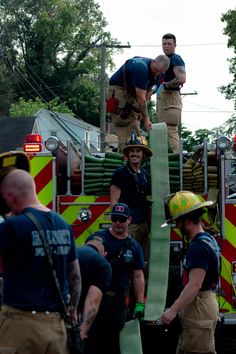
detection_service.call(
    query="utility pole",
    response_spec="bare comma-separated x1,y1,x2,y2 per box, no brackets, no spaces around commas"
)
97,43,131,151
180,90,198,138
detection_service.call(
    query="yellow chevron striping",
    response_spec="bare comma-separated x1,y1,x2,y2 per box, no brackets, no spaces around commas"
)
218,296,234,312
225,217,236,248
75,213,110,246
60,196,97,224
221,255,231,284
30,156,52,178
37,180,53,206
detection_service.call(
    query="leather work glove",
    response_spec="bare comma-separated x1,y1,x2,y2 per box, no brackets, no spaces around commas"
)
133,302,145,319
156,83,165,97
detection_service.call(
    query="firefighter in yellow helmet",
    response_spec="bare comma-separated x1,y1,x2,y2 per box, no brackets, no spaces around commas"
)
110,132,152,261
161,191,220,354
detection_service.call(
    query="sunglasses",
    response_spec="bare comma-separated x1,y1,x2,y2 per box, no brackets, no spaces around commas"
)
111,215,128,223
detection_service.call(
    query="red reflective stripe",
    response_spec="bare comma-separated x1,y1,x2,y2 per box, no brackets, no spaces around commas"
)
220,276,232,306
59,196,78,214
34,162,53,194
225,204,236,226
59,196,109,231
222,239,236,263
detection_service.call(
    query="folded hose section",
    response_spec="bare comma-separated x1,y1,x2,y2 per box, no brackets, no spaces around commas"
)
144,123,171,321
120,123,171,353
120,319,143,354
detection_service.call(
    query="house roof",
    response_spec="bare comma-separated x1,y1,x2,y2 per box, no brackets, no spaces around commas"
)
0,116,36,153
37,109,100,151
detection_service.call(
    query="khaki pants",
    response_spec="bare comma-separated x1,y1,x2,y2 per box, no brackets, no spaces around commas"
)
0,305,69,354
176,291,219,354
108,85,141,152
156,91,182,153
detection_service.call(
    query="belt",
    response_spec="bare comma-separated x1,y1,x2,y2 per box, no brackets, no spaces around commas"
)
1,304,62,318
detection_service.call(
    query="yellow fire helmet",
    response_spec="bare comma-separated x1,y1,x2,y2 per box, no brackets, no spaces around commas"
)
0,151,30,215
0,151,30,179
123,131,153,157
162,190,214,227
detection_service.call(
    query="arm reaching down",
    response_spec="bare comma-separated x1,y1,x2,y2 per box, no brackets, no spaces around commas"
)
79,285,103,340
67,259,82,323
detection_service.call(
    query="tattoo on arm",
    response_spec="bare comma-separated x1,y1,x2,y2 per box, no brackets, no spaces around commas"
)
81,308,97,327
68,260,81,309
166,66,186,88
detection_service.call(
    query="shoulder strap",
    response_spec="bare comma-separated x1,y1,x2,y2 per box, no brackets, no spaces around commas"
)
109,235,132,265
25,211,69,320
195,233,221,272
126,166,146,199
197,234,219,255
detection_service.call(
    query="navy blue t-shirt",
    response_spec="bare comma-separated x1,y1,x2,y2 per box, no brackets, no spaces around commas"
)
77,244,112,310
97,229,145,294
109,57,157,92
110,164,151,224
0,207,77,311
163,53,185,91
182,232,219,291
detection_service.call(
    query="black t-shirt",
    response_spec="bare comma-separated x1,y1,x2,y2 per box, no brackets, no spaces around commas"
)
182,232,219,291
97,229,145,294
77,245,112,310
110,164,151,224
109,57,156,92
0,208,77,311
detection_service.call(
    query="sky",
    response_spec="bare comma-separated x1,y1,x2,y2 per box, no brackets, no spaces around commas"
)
96,0,236,133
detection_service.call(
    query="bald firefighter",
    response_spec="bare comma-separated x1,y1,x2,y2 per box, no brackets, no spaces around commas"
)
0,153,81,354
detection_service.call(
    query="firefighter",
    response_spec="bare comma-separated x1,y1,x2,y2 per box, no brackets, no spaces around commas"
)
161,190,220,354
77,234,112,341
84,203,145,354
0,159,81,354
107,54,170,152
110,131,153,261
154,33,186,154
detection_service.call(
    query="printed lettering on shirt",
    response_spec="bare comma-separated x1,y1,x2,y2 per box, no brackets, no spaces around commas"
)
32,229,71,256
123,249,133,263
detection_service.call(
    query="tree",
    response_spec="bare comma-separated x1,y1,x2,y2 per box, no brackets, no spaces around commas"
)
0,62,16,117
181,125,216,152
219,8,236,108
9,97,74,117
0,0,120,125
217,8,236,135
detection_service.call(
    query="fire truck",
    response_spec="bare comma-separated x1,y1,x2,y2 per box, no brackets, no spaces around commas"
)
2,124,236,354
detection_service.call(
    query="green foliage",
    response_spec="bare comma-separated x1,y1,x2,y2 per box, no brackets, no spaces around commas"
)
147,99,156,123
210,115,236,140
219,8,236,109
181,125,216,152
9,96,74,117
0,0,120,125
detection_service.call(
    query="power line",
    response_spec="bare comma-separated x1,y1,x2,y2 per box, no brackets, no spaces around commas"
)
183,99,235,112
129,42,229,48
183,110,234,113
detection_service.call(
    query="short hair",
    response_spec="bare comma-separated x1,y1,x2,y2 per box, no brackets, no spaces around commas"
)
162,33,176,44
178,208,205,225
154,54,170,71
